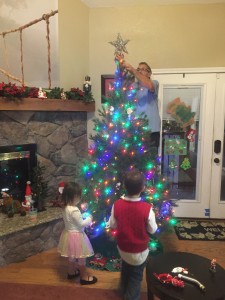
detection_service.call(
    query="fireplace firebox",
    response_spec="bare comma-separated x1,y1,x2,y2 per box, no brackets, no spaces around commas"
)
0,144,37,201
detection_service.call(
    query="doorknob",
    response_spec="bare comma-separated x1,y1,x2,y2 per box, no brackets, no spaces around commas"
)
214,158,220,163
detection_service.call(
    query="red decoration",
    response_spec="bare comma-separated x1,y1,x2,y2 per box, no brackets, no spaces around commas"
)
89,254,107,268
25,181,32,196
186,128,196,142
22,181,32,211
153,273,184,288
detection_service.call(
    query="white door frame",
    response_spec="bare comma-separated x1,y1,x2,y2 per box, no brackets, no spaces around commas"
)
153,68,225,219
210,73,225,218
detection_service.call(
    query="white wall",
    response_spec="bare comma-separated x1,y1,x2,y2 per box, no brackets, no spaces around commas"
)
0,0,59,88
87,3,225,140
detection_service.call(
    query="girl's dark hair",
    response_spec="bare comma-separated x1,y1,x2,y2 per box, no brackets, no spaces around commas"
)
124,169,145,196
61,182,82,206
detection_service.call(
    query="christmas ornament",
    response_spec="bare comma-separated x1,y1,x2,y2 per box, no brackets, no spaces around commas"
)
116,182,121,190
109,33,129,55
109,106,115,115
127,107,133,116
104,217,110,228
180,157,191,170
81,202,89,211
186,128,196,142
82,212,91,220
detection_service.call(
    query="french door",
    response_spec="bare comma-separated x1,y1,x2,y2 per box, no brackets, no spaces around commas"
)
154,69,225,219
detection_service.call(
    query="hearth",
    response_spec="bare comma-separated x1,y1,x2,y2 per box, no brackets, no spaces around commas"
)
0,143,37,201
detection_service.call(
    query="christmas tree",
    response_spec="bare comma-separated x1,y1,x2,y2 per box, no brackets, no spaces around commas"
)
79,34,176,255
31,161,48,212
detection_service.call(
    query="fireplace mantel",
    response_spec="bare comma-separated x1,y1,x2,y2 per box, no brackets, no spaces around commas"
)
0,97,95,112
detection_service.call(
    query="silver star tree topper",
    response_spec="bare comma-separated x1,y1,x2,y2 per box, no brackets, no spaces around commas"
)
109,33,130,55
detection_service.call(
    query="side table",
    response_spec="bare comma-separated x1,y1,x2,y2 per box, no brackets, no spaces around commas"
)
146,252,225,300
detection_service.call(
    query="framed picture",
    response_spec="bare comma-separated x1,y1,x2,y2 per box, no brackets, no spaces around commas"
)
101,74,115,103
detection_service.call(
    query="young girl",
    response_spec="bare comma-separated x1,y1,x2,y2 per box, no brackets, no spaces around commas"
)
58,182,97,285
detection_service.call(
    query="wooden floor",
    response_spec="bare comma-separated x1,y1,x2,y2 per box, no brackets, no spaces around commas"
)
0,230,225,293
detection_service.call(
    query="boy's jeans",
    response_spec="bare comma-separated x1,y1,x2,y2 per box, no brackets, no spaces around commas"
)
120,259,147,300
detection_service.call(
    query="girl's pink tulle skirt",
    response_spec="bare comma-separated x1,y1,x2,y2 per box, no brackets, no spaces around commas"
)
58,230,94,259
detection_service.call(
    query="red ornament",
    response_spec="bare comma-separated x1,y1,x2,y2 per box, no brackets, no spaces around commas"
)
186,128,196,142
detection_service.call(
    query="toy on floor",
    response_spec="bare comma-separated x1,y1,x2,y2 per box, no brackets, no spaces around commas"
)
110,257,122,270
89,253,107,269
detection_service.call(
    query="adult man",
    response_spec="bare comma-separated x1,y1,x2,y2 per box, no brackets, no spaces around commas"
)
116,55,161,149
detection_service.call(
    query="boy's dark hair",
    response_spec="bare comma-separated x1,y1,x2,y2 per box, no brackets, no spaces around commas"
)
61,182,82,206
123,169,145,196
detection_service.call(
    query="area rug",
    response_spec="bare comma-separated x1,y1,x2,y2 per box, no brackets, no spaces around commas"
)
87,234,163,271
174,220,225,241
0,282,147,300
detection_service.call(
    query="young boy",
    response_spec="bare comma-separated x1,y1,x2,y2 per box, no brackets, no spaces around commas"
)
109,169,158,300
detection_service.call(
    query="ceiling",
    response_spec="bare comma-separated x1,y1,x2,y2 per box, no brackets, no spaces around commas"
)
81,0,225,7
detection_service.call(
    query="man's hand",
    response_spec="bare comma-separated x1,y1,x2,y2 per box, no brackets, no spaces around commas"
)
115,53,124,63
116,54,136,73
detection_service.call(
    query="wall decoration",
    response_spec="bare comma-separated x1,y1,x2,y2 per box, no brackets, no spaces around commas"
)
167,97,196,129
164,139,187,155
186,128,196,142
101,74,115,103
168,160,178,170
180,157,191,170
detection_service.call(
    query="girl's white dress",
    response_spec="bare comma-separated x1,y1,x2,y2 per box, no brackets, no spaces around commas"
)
58,205,94,258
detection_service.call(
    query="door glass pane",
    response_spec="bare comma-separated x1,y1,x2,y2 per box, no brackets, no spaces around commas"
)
162,86,201,200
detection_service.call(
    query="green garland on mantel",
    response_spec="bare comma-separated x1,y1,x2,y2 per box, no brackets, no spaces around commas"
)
0,82,94,103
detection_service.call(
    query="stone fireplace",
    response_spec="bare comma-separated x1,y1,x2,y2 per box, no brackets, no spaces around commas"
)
0,109,89,204
0,100,94,266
